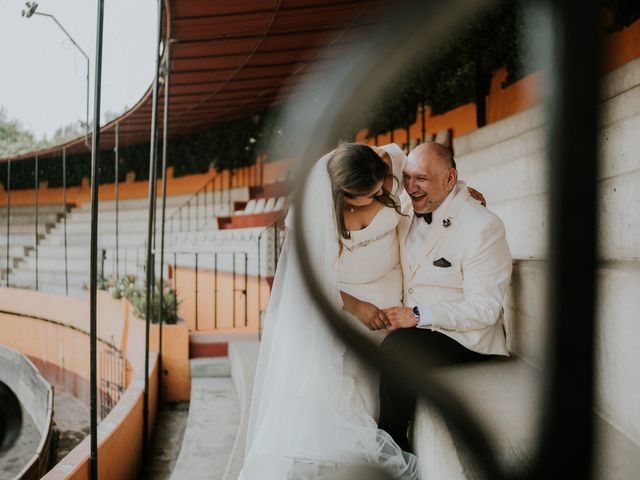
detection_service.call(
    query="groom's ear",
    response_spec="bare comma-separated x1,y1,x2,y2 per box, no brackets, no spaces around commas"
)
446,167,457,190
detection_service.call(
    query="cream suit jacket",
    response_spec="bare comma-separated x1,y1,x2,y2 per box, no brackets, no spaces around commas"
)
398,182,512,355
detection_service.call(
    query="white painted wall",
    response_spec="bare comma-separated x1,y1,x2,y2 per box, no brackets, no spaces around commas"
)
452,56,640,446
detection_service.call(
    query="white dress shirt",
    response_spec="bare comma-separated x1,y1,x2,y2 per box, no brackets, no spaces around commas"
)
404,185,458,328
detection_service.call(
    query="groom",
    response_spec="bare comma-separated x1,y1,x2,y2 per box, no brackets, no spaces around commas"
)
378,141,512,452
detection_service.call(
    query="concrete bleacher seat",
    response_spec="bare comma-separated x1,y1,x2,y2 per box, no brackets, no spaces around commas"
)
252,198,266,215
166,226,280,278
274,196,286,212
412,57,640,479
0,203,73,288
413,263,640,479
2,191,245,296
262,197,276,213
241,199,257,216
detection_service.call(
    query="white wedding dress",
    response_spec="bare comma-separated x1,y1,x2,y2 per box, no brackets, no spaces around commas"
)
239,144,418,480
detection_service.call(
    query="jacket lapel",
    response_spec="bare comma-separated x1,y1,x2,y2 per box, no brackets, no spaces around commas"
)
408,184,470,281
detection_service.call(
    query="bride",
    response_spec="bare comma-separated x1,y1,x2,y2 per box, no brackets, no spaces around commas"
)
239,142,419,479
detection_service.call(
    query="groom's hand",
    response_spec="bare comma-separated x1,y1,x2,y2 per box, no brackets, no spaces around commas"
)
355,301,389,331
383,307,417,330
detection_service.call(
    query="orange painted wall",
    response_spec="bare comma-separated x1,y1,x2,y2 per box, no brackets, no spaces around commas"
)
0,287,189,402
173,267,270,334
0,157,291,207
364,19,640,146
0,286,171,480
125,311,190,402
603,14,640,71
42,354,159,480
0,311,122,401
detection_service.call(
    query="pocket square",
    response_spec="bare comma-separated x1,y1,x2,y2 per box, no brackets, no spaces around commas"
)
433,257,452,268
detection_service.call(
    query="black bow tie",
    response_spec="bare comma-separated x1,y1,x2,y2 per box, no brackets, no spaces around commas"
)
415,211,432,224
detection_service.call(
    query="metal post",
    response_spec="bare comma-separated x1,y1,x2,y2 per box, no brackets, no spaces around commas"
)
390,129,395,143
273,223,279,272
115,124,120,279
194,253,199,331
4,160,10,288
232,252,237,328
214,252,218,329
26,9,91,148
101,249,106,280
228,171,232,214
217,174,221,209
260,155,264,187
34,155,38,291
88,1,106,477
257,233,261,333
63,148,69,295
173,252,178,321
143,0,164,461
196,190,200,228
535,1,601,477
158,40,172,400
405,125,411,153
244,252,248,327
421,99,427,143
210,181,214,218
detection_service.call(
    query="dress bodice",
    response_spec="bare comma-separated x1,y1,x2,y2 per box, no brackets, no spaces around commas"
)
336,144,405,309
338,206,401,285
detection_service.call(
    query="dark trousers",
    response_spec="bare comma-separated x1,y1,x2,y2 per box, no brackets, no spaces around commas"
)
378,328,488,452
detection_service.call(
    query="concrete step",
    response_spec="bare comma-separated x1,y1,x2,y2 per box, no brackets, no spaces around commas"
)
170,377,239,480
2,212,62,225
1,223,53,235
190,358,231,378
2,203,73,214
50,221,152,235
1,281,85,298
76,193,203,212
9,269,87,287
67,209,214,222
0,234,41,247
35,245,139,258
40,232,150,248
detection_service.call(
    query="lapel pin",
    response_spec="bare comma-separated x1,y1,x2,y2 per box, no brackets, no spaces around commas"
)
443,217,452,228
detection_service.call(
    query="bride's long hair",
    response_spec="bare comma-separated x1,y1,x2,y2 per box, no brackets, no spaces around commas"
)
327,143,401,241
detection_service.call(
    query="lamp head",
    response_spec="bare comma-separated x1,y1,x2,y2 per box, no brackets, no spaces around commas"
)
21,2,38,18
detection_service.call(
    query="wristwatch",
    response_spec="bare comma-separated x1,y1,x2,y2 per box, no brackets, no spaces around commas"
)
412,306,420,325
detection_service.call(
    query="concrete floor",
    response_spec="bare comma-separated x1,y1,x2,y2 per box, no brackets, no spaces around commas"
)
169,377,239,480
0,406,39,480
143,401,190,480
52,390,90,463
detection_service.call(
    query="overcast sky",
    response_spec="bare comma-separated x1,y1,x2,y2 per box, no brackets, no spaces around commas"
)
0,0,156,139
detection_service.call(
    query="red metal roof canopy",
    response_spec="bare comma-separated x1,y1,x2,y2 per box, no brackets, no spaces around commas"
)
3,0,386,163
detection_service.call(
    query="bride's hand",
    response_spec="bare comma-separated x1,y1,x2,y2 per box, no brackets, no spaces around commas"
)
355,301,389,331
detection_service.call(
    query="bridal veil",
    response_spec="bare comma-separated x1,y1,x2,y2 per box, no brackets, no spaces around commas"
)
240,146,418,480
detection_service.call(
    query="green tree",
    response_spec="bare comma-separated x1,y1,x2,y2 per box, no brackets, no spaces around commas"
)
0,106,45,157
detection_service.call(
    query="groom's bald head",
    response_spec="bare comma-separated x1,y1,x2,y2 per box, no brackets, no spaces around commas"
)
404,142,458,213
408,142,456,170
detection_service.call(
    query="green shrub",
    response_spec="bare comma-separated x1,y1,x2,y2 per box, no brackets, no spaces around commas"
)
108,275,180,325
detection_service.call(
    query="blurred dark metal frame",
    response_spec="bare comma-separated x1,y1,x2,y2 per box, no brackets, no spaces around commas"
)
290,0,600,478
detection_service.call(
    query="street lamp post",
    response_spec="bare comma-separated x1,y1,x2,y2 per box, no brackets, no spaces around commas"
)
22,2,90,148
